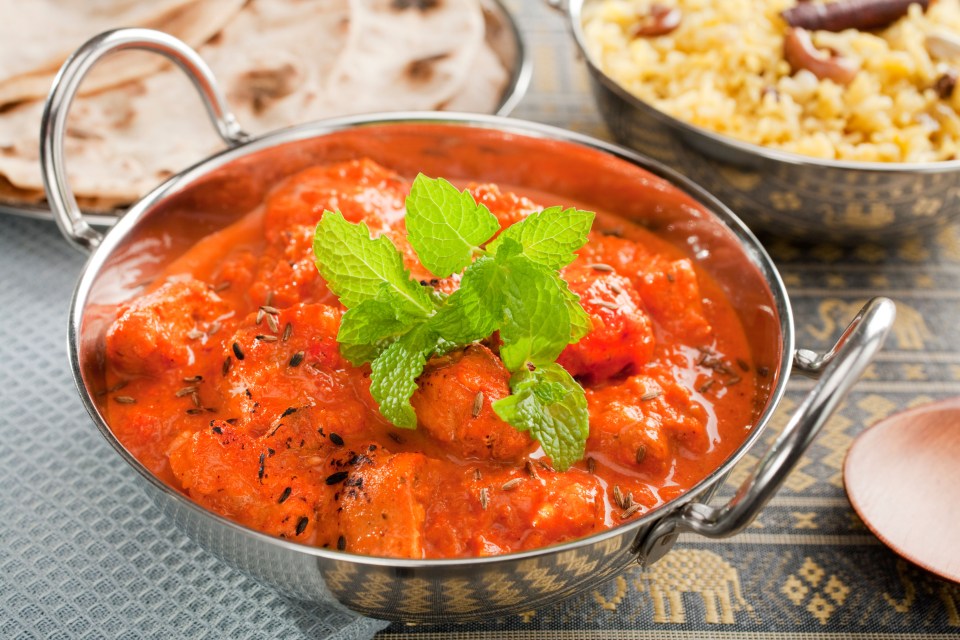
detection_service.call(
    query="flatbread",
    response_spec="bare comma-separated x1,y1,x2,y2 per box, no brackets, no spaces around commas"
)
0,0,510,208
323,0,484,115
0,0,246,106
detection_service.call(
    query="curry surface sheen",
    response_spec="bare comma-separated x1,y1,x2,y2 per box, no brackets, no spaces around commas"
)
102,159,758,559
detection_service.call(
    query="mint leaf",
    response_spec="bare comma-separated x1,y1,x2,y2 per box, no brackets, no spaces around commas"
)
428,256,503,344
558,277,593,343
492,363,589,471
487,206,594,270
369,327,437,429
313,211,435,315
405,175,500,278
498,256,571,371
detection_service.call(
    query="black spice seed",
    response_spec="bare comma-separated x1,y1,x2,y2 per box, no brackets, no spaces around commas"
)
232,342,245,360
222,356,232,376
289,351,305,367
388,432,404,444
278,487,291,504
329,433,344,446
212,425,223,434
281,406,298,418
325,471,349,485
337,535,346,551
295,517,308,536
757,366,770,377
666,272,675,283
258,453,265,482
736,358,750,372
225,418,239,425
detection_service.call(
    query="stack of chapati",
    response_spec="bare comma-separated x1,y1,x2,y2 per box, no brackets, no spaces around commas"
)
0,0,510,209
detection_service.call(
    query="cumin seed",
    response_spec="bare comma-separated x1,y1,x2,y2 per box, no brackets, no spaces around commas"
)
325,471,349,485
609,281,624,295
471,391,484,418
621,503,643,519
255,308,265,325
265,313,279,334
264,291,274,307
639,390,661,402
501,478,522,491
587,456,596,474
260,305,281,315
479,487,489,510
185,408,204,415
613,485,625,510
698,379,716,393
183,375,202,383
191,392,201,407
736,358,750,372
636,445,647,464
222,356,232,376
289,351,304,367
525,459,540,480
255,334,278,342
282,322,293,342
473,468,482,481
114,396,136,404
175,385,198,397
232,342,245,360
295,517,308,536
213,281,231,292
587,262,615,272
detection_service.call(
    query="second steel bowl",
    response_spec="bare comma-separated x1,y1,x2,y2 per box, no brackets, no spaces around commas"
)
561,0,960,243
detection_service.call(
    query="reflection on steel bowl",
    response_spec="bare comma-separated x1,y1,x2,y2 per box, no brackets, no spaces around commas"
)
47,30,894,622
565,0,960,241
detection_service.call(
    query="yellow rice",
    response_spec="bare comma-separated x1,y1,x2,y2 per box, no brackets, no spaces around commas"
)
582,0,960,162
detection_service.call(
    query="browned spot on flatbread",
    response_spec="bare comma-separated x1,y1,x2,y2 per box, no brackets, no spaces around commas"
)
391,0,441,11
406,53,450,84
234,63,299,115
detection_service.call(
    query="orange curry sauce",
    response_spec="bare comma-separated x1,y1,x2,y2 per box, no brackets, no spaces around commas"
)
103,159,758,558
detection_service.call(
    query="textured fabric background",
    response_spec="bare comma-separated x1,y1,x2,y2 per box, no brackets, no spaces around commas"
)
2,1,959,638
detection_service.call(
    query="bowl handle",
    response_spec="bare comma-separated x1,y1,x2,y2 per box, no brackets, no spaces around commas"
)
633,296,896,566
39,28,251,253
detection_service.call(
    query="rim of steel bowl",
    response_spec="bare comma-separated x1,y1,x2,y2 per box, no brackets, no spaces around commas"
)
66,109,794,569
565,0,960,175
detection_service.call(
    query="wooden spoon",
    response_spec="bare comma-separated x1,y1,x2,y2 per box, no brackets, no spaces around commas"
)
844,398,960,583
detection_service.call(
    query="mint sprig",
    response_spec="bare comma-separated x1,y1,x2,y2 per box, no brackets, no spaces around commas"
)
312,174,595,470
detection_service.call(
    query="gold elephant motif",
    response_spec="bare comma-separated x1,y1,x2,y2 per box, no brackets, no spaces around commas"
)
636,549,752,624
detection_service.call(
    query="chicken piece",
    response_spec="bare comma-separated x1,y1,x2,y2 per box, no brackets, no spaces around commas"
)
105,277,231,377
424,469,605,556
558,263,656,382
411,344,533,462
468,182,539,230
262,159,408,244
167,420,331,544
586,374,710,477
217,303,370,444
337,451,430,558
635,259,713,344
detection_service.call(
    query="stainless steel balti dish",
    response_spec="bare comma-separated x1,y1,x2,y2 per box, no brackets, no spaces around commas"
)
558,0,960,242
46,29,895,623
